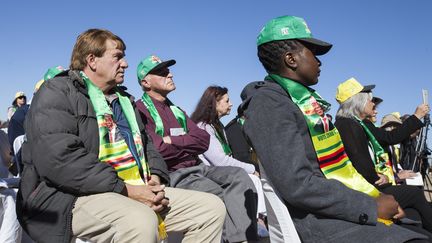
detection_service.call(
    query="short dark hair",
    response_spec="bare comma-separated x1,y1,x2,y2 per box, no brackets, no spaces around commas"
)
257,39,303,74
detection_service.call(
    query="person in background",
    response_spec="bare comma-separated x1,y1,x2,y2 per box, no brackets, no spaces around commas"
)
7,92,27,121
358,88,428,176
0,129,22,242
334,78,432,235
381,113,417,182
225,82,266,170
7,66,65,176
191,85,268,238
400,114,425,172
366,97,383,124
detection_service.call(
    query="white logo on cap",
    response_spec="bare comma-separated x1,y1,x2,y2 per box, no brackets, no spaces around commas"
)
302,21,311,34
151,55,162,64
281,27,289,35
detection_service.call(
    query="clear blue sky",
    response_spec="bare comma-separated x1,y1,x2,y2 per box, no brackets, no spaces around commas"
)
1,0,431,146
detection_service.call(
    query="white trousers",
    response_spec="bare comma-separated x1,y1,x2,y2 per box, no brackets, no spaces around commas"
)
0,188,22,243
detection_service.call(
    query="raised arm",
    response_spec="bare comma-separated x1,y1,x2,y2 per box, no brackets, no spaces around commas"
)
364,116,423,146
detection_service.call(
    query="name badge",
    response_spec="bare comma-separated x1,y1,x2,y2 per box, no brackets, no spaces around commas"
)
170,128,186,136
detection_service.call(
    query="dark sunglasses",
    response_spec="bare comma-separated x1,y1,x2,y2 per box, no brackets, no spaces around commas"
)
149,68,170,77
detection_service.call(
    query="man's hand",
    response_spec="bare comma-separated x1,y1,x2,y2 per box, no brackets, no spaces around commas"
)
148,174,161,185
414,104,430,119
375,193,400,220
374,173,389,186
123,184,169,213
162,136,172,144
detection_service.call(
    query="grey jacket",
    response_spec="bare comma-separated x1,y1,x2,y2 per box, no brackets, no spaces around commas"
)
17,70,170,243
241,80,424,242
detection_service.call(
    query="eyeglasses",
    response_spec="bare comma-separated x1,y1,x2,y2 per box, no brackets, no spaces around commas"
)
17,96,26,99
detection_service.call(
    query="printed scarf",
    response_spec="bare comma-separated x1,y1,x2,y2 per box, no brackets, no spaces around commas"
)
82,72,166,239
267,74,381,198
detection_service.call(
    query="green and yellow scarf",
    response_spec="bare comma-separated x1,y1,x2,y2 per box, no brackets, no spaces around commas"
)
82,72,166,239
356,118,396,185
267,74,380,197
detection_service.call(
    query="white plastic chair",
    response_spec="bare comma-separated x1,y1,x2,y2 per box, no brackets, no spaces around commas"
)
12,135,26,177
258,161,301,243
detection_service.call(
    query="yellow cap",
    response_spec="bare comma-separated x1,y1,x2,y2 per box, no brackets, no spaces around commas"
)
391,112,401,119
335,77,375,104
34,79,45,92
14,91,25,99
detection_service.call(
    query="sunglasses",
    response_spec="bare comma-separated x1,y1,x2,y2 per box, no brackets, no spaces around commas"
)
149,68,170,77
17,96,26,99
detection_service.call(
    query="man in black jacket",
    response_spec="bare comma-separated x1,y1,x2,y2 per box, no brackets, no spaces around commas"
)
17,29,225,243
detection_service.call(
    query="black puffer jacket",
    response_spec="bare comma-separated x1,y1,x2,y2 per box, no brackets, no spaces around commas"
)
17,70,170,243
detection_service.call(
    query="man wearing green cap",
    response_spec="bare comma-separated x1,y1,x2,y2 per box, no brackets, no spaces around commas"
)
240,15,427,242
136,55,259,243
16,29,225,243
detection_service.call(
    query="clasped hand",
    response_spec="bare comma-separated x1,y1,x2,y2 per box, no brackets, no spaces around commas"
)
123,175,169,213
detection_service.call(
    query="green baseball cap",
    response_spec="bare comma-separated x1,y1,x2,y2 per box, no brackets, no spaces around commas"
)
137,55,176,82
44,66,65,81
257,15,332,55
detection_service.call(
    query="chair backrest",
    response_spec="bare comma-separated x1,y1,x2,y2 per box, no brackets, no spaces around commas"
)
258,161,301,243
72,237,92,243
12,135,26,176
